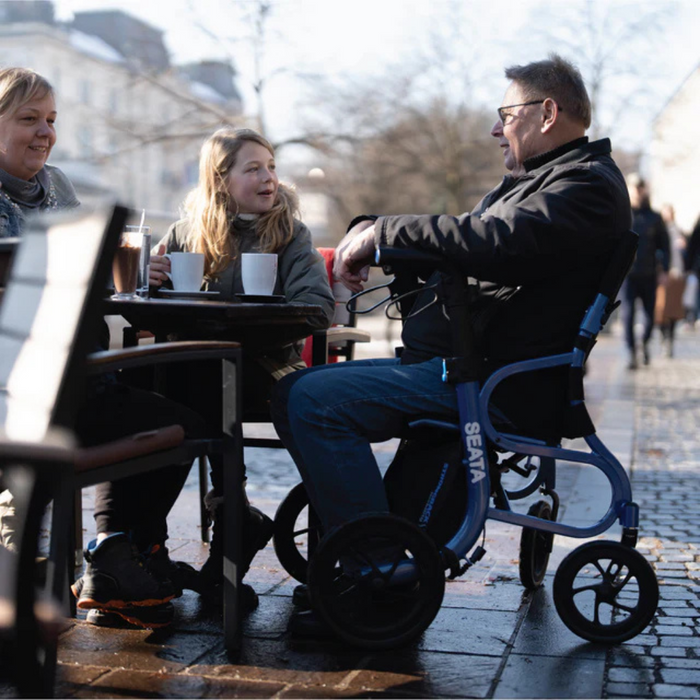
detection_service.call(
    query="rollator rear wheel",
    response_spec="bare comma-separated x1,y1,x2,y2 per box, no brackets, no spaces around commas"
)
307,513,445,650
273,482,321,583
553,540,658,644
519,500,554,590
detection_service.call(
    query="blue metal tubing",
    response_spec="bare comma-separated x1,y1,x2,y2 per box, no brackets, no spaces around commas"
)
443,380,497,559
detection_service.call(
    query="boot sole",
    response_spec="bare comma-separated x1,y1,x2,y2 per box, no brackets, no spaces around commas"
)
86,607,173,629
76,594,175,610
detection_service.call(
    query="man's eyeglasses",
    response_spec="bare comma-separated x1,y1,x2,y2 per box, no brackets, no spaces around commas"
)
497,100,545,125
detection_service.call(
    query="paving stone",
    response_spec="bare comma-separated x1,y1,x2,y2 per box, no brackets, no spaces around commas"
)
660,668,700,685
608,666,654,683
652,683,700,698
650,647,691,657
606,681,653,698
655,625,695,636
659,658,700,669
495,654,605,698
660,637,700,648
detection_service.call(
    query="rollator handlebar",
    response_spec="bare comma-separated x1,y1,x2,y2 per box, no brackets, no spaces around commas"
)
375,246,454,275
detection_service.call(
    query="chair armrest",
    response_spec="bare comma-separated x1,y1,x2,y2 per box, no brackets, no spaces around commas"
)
0,428,75,464
87,340,241,374
318,328,372,345
74,425,185,472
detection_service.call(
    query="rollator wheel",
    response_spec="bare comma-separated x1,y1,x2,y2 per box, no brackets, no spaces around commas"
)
273,482,321,583
307,513,445,650
519,500,554,590
553,540,658,644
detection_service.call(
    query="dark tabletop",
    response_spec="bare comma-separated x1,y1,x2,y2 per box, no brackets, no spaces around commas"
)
102,296,325,351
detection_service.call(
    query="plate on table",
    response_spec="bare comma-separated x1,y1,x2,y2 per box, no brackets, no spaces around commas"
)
235,293,286,303
158,289,220,300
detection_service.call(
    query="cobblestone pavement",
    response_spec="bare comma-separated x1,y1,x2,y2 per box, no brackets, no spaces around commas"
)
40,321,700,698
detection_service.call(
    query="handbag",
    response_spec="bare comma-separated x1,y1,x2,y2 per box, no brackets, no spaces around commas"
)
683,272,698,310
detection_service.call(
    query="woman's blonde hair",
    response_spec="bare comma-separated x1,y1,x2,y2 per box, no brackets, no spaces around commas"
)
0,67,54,118
184,127,299,279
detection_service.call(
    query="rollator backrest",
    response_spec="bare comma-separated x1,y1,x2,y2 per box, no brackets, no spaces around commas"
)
563,230,639,438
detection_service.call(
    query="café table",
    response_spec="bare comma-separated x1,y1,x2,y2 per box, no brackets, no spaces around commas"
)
102,293,324,653
103,294,325,348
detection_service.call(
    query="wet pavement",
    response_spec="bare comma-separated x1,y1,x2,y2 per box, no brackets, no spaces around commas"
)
50,318,700,698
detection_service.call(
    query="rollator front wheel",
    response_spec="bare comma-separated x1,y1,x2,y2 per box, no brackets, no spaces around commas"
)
273,482,321,583
307,513,445,650
519,500,554,590
553,540,658,644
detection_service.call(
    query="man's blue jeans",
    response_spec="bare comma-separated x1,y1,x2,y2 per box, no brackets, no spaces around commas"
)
270,356,457,532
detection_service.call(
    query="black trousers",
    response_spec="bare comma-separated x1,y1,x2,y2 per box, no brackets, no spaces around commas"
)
620,275,657,351
156,356,276,495
74,383,206,551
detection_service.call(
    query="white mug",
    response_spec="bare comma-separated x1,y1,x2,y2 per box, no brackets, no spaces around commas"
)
164,252,205,292
241,253,278,296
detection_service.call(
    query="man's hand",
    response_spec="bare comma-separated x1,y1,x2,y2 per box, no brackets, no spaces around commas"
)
149,244,170,287
334,224,376,293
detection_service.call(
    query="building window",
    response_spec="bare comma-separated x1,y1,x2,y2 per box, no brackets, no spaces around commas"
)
80,80,92,106
79,126,93,159
109,88,119,115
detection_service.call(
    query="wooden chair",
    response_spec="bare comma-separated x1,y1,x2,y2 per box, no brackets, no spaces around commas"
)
0,205,247,697
0,205,127,697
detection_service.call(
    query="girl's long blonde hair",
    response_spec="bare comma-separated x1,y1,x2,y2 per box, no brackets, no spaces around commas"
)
184,127,299,279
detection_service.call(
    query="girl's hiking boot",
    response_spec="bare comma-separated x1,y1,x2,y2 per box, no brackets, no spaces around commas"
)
74,533,176,611
73,574,175,629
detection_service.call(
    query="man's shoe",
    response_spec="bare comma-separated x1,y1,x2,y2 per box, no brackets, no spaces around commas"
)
75,533,176,611
85,603,174,629
288,609,334,639
199,504,274,589
292,583,311,610
145,543,194,598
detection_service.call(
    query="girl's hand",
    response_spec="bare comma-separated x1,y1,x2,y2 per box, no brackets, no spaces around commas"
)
149,244,170,287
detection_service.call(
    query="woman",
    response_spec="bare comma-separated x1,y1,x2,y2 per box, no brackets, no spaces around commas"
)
0,67,79,552
655,203,687,358
149,127,335,598
0,67,79,238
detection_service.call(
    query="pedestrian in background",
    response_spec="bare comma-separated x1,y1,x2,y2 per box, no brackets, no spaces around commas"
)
620,174,670,370
684,214,700,327
655,203,687,357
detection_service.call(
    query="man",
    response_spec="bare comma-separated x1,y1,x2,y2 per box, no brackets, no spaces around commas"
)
619,174,669,369
270,54,631,635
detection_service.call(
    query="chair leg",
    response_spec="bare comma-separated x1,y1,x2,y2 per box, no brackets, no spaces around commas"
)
199,456,210,543
73,492,83,570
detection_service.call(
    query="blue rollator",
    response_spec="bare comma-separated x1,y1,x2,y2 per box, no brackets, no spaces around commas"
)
273,230,659,650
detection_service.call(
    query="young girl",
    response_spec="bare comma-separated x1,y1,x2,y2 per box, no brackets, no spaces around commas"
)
150,127,335,601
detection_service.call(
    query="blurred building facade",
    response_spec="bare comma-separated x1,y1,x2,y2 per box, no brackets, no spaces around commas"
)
0,0,245,232
650,63,700,232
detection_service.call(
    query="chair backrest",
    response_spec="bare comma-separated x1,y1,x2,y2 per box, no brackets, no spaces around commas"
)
0,238,19,291
0,204,128,442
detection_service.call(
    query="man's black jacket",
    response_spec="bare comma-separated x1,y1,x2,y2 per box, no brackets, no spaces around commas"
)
374,137,631,438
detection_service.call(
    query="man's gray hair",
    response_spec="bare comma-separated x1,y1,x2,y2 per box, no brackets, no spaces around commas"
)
504,54,591,129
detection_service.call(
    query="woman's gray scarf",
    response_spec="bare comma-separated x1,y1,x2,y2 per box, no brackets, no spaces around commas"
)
0,167,51,209
0,167,56,237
